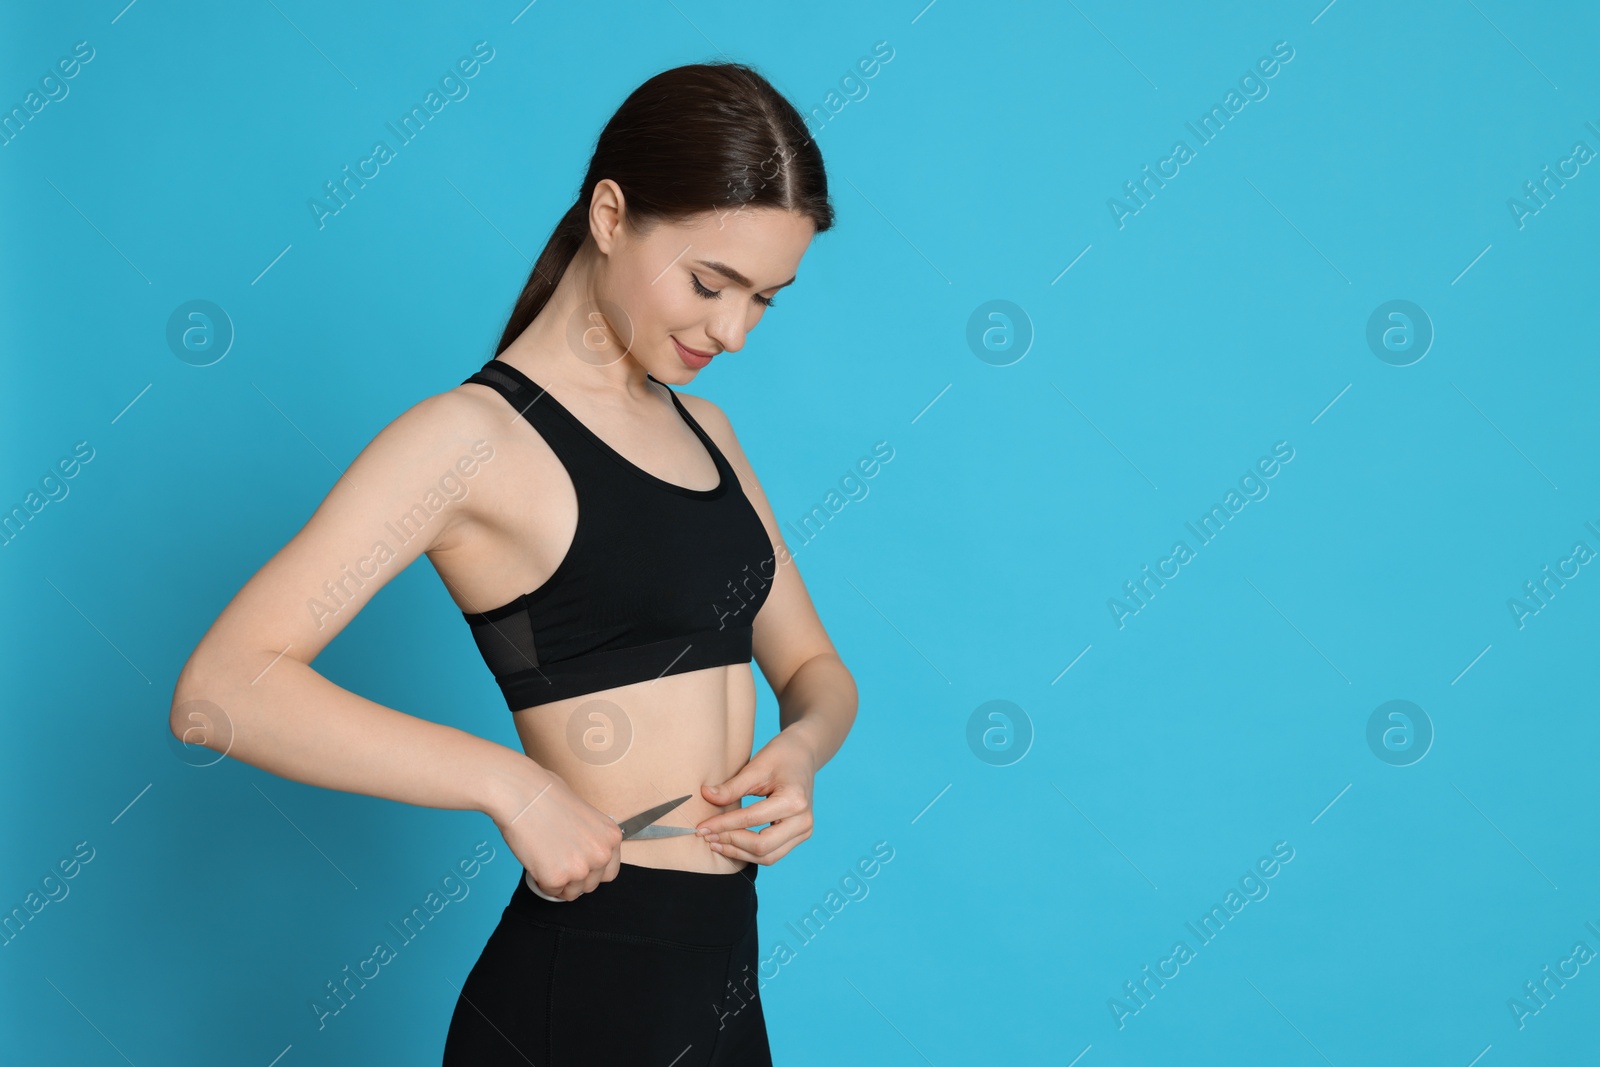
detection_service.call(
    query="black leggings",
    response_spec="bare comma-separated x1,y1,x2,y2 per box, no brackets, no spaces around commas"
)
443,861,771,1065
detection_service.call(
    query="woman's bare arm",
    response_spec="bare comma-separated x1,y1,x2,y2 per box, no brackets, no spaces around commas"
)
169,390,548,823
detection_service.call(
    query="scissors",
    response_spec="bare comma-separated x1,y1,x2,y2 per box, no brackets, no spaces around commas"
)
524,793,700,902
614,794,700,839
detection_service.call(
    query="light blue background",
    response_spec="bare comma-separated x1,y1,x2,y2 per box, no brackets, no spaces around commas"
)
4,1,1599,1063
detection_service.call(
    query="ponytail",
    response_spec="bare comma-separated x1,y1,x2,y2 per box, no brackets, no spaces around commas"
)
493,200,590,358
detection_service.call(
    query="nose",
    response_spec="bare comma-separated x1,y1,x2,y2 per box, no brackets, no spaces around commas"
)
704,305,748,354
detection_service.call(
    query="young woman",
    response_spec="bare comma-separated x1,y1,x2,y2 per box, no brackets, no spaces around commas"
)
170,61,857,1064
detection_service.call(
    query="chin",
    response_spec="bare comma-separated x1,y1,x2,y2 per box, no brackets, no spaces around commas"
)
645,362,687,385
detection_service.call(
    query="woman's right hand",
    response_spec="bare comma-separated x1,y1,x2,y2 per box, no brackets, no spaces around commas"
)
488,763,623,901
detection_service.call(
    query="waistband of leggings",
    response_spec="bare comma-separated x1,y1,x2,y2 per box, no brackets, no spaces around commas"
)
508,861,757,947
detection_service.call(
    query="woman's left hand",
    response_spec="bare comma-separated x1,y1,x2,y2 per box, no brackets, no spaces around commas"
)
695,726,817,864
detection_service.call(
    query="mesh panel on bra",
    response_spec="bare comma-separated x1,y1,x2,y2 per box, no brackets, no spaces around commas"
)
466,607,541,680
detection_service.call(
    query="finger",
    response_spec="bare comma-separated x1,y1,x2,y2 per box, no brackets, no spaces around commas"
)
695,794,801,837
526,872,572,903
709,827,809,865
702,763,768,805
707,816,810,856
695,810,769,838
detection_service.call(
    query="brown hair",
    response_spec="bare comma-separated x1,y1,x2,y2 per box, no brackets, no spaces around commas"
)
492,61,835,358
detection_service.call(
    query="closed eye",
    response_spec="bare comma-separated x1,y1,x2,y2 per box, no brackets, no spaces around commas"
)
691,272,777,308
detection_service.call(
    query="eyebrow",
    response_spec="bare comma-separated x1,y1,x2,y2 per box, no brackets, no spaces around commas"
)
694,259,796,292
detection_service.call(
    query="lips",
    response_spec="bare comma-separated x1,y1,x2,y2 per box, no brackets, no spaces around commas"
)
673,337,715,359
672,337,716,371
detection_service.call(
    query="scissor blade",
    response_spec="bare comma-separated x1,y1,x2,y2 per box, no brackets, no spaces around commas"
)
617,794,693,840
626,824,700,839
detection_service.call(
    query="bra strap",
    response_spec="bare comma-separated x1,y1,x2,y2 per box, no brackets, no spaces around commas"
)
463,361,605,479
648,375,735,479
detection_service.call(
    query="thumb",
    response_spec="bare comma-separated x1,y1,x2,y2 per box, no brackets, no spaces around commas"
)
704,766,760,803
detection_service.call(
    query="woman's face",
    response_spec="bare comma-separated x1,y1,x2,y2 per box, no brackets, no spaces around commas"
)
589,189,816,384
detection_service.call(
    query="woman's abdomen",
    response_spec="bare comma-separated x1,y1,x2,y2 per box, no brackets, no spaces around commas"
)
511,662,757,873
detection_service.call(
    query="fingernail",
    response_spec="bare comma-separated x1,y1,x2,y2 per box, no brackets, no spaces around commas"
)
709,842,723,852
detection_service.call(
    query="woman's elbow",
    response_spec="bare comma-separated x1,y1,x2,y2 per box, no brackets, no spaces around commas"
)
167,654,229,748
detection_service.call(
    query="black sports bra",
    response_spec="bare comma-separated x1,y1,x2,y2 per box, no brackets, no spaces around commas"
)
458,359,775,711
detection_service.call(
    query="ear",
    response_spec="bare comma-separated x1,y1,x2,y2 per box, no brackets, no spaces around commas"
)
588,179,627,254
